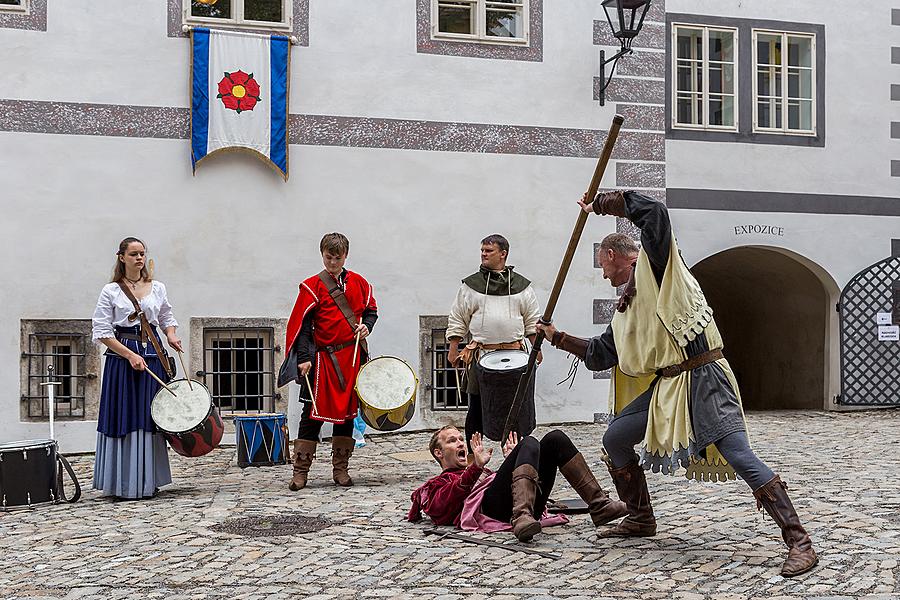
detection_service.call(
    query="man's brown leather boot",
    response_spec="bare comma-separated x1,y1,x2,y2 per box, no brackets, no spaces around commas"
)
600,460,657,537
753,475,819,577
288,439,317,491
559,452,628,526
510,464,542,542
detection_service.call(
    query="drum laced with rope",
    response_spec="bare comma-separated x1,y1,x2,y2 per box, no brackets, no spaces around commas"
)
233,413,289,468
354,356,417,431
150,378,224,457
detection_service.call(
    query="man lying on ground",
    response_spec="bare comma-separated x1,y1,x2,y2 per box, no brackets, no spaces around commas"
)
408,427,626,541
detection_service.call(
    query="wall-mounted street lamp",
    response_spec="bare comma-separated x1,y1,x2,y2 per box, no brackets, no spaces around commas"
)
597,0,652,106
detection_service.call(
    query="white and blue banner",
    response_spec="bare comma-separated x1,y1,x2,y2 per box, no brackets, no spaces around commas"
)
191,28,290,179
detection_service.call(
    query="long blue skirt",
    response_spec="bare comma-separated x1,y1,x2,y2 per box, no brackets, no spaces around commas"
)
93,343,172,498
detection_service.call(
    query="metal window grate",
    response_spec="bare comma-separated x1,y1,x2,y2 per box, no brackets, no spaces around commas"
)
202,327,277,414
428,328,468,410
22,333,88,419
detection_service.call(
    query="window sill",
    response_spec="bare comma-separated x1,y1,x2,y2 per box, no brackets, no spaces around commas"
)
183,20,293,34
432,33,529,46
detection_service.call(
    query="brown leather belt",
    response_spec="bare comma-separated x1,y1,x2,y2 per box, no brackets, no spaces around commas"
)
656,349,724,378
318,339,356,390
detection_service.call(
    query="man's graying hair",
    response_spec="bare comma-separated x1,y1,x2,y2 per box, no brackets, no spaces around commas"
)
600,233,640,255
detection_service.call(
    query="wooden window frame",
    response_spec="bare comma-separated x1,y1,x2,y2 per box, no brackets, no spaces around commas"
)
671,23,739,132
183,0,293,32
752,29,816,136
432,0,529,45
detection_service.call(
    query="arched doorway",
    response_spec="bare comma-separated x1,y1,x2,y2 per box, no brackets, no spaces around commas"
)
691,247,832,410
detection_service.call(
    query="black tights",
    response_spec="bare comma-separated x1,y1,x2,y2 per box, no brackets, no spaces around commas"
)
296,401,353,442
480,430,579,522
465,394,482,453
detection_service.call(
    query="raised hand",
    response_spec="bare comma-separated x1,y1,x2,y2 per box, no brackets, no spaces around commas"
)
502,431,520,457
470,432,493,468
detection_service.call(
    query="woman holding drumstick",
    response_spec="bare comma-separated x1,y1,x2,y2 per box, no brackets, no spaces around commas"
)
91,237,182,499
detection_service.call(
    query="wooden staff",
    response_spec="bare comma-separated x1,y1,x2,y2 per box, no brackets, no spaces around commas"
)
500,114,625,444
176,350,193,390
145,367,178,397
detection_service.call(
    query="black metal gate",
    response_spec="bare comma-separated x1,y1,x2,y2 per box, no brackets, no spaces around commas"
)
838,255,900,406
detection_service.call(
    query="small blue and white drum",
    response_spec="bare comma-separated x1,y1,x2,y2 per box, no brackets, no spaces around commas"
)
233,413,288,468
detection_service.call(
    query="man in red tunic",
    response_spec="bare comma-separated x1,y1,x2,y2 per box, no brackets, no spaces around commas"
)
279,233,378,490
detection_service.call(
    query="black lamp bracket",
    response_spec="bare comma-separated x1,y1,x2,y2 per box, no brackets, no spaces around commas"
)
598,46,633,106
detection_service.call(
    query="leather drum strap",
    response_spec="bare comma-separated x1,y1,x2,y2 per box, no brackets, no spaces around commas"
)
116,281,174,379
317,270,369,356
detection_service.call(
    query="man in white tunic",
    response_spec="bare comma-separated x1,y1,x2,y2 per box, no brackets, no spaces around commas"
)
447,235,542,448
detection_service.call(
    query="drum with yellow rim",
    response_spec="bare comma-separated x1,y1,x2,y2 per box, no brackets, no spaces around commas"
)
354,356,418,431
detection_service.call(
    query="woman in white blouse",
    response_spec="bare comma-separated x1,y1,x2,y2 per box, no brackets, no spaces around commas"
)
91,237,182,499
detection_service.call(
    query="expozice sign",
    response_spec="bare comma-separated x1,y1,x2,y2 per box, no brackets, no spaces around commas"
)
733,225,785,236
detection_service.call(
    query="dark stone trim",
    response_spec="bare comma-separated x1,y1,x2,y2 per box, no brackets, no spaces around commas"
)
893,161,900,178
893,85,900,102
593,299,617,325
616,104,665,131
892,122,900,139
594,20,664,50
416,0,543,62
666,13,826,148
616,50,665,78
667,188,900,217
893,8,900,26
0,98,666,160
0,0,46,31
892,239,900,258
597,76,665,104
168,0,309,45
616,162,665,188
893,47,900,64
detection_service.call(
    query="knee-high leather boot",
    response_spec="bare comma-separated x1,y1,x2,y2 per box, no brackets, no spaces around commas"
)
510,464,542,542
288,439,316,491
600,460,657,537
559,452,628,526
753,475,818,577
331,436,355,487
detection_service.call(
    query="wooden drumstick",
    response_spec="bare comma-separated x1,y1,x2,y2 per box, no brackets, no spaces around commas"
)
303,371,316,403
352,329,362,367
145,368,177,397
176,349,193,390
453,365,463,406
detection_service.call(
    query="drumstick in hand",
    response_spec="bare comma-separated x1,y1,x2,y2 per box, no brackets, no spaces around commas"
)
352,329,362,367
303,372,316,403
176,350,193,390
145,368,177,397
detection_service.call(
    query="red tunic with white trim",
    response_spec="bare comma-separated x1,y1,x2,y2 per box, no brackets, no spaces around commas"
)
285,271,377,423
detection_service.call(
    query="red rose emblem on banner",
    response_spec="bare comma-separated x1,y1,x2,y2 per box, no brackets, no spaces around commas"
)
217,70,261,114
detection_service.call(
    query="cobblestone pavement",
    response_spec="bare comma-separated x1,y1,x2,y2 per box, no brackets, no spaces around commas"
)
2,410,899,600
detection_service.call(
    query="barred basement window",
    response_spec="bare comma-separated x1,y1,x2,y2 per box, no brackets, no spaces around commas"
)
428,327,468,411
20,320,100,422
201,327,277,414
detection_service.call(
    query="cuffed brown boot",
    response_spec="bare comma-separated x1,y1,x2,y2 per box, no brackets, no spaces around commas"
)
288,439,316,491
331,436,355,487
559,452,628,526
600,460,657,537
753,475,818,577
510,464,542,542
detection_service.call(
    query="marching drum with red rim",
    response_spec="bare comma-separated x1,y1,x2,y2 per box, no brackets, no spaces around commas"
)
150,379,223,457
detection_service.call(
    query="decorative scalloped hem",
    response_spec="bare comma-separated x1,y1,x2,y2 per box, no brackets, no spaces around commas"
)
639,444,738,483
668,303,714,348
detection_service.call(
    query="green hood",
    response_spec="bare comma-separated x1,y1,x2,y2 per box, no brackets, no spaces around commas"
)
462,266,531,296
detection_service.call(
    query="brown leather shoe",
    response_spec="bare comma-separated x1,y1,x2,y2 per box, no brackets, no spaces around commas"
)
559,452,628,526
600,460,657,537
753,475,819,577
331,436,355,487
510,464,542,542
288,439,316,491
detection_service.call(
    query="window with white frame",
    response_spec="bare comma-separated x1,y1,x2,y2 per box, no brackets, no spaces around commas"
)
434,0,528,43
0,0,27,13
672,24,737,130
753,30,815,134
184,0,292,31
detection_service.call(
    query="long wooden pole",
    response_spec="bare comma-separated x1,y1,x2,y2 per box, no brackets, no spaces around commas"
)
501,114,625,443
